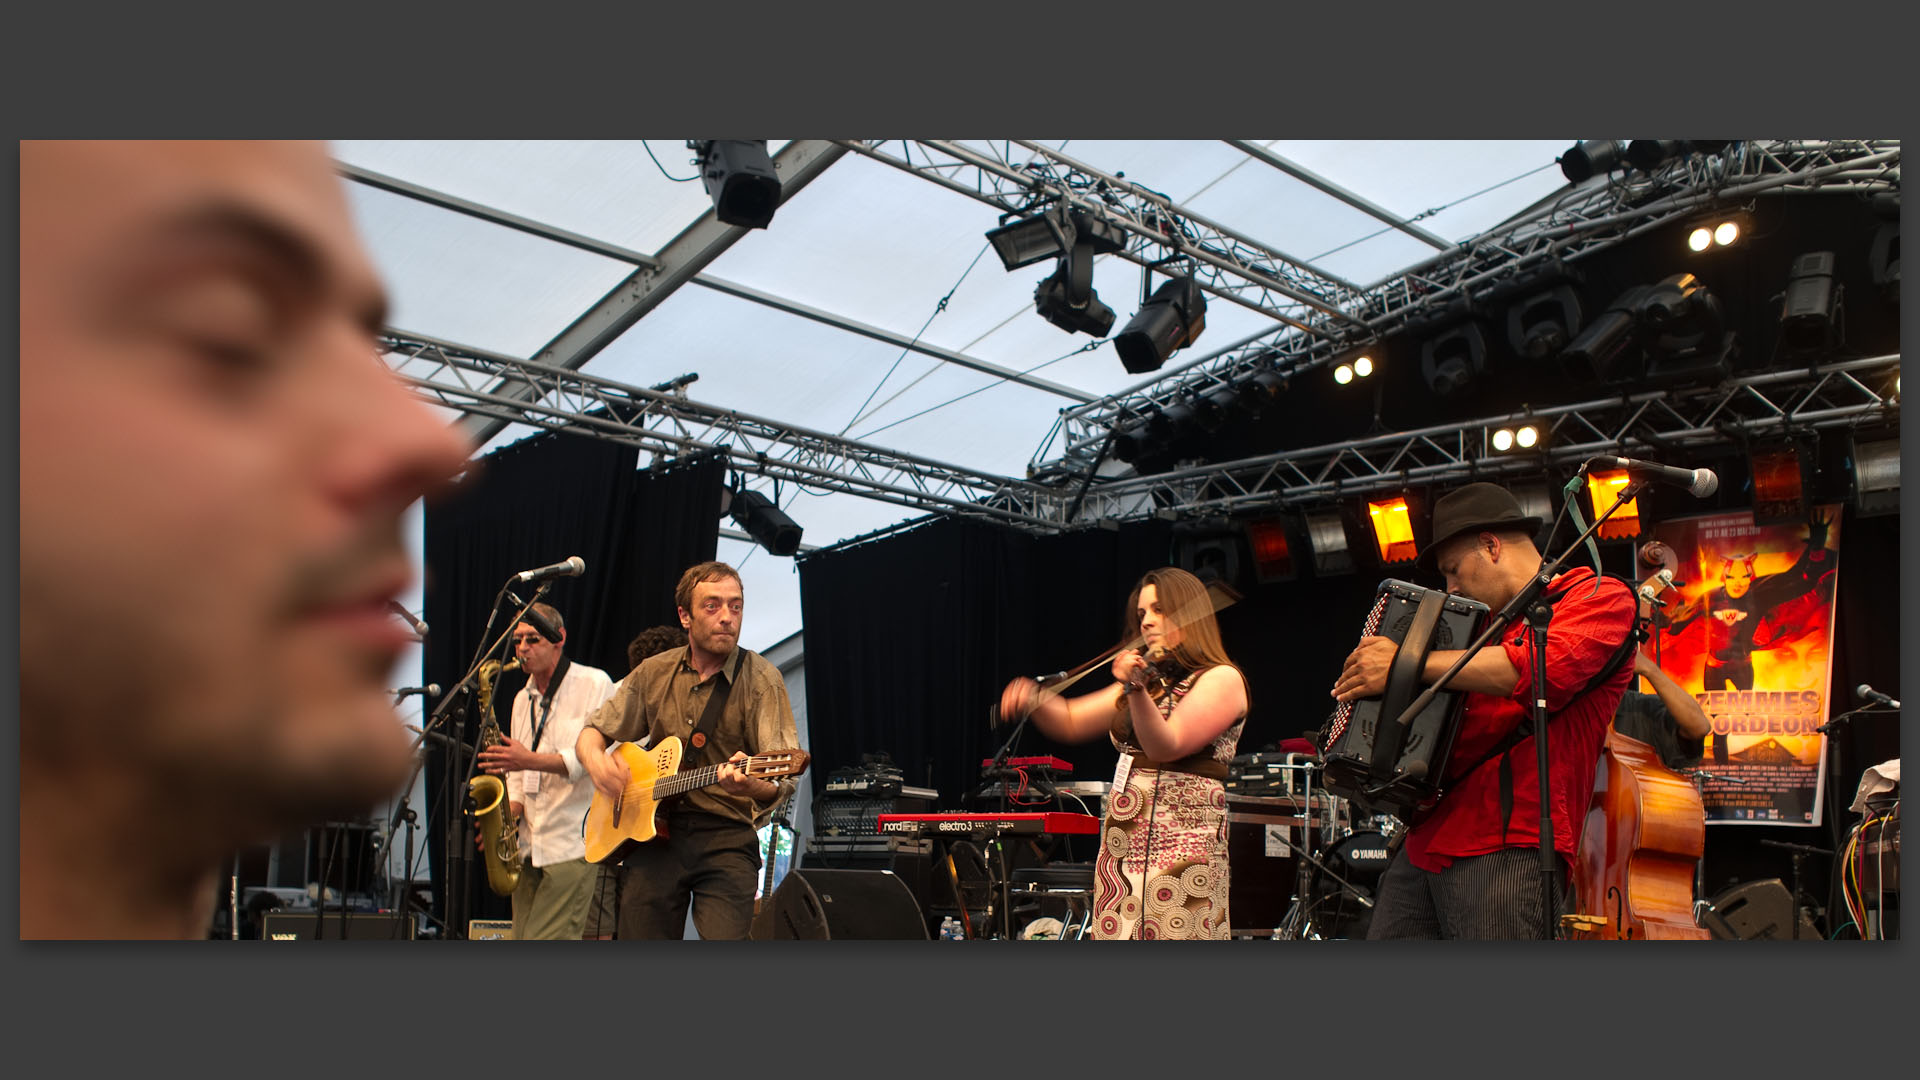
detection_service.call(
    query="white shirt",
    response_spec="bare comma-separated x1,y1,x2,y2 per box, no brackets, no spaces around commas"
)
506,659,616,867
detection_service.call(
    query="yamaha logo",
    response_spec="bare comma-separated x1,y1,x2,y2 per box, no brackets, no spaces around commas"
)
1350,848,1387,862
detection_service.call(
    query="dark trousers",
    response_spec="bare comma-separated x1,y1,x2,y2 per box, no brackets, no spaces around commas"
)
1366,846,1567,940
615,811,761,940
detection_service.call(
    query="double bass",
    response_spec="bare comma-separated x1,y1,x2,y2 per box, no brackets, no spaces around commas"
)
1566,728,1709,939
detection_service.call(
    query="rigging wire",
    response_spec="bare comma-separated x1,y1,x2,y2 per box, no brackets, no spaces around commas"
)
643,140,699,183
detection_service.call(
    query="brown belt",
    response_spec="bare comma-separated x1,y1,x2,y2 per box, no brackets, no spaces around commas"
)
1128,751,1228,781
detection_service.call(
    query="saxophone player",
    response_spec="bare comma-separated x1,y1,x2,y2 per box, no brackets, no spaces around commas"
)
476,603,616,940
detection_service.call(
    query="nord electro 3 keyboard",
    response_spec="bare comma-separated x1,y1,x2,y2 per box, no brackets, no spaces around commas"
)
875,812,1101,837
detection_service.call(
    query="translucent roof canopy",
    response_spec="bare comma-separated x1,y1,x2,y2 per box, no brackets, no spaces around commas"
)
349,140,1574,654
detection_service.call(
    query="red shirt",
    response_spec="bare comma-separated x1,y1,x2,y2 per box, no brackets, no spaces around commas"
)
1402,566,1637,873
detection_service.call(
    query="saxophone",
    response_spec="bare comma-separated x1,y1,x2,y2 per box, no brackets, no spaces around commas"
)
468,657,524,897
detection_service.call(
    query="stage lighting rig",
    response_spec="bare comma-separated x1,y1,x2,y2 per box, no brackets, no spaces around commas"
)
987,204,1126,271
690,140,783,229
1114,275,1207,374
1780,251,1841,354
728,488,804,556
1559,140,1628,183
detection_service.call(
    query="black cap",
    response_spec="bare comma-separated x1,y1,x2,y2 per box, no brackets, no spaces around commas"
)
1417,482,1543,571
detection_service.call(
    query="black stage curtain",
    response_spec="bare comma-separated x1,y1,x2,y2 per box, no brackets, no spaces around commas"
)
797,516,1173,810
417,434,723,931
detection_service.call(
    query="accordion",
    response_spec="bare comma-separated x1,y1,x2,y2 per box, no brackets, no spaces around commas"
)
1320,579,1490,815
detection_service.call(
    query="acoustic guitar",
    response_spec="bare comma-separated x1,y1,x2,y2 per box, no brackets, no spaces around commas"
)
582,737,810,863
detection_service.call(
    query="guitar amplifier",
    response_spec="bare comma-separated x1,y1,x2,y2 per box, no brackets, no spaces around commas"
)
260,911,415,940
467,919,514,940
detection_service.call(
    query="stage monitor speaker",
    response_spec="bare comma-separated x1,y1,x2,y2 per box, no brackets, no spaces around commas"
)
260,911,415,941
1705,878,1821,940
755,869,929,940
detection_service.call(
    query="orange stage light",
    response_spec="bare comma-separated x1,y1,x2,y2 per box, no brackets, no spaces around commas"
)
1585,470,1641,539
1367,497,1419,564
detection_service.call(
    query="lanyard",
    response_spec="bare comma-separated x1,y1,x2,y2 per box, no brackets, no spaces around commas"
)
527,656,572,751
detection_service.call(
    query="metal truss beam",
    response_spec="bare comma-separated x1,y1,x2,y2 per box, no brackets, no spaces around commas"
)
384,324,1895,536
1223,140,1451,250
1059,355,1901,521
459,139,850,448
1039,139,1901,470
838,139,1375,335
378,329,1066,531
339,163,1090,404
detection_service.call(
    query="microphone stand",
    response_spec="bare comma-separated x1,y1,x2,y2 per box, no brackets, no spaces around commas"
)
1374,471,1650,940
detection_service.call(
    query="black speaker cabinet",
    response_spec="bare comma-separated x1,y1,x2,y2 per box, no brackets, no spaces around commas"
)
1705,879,1821,940
260,911,415,941
754,869,929,940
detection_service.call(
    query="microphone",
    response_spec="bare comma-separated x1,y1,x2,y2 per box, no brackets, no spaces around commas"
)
387,601,428,638
1637,568,1676,605
519,605,564,644
1856,684,1901,709
391,684,440,698
514,556,585,584
1589,456,1718,497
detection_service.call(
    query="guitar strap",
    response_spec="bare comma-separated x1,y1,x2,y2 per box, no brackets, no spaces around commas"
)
683,654,736,770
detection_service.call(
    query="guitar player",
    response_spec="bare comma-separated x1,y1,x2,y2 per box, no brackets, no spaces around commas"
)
576,561,802,940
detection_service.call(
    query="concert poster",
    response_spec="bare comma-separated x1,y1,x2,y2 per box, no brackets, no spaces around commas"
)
1642,504,1843,826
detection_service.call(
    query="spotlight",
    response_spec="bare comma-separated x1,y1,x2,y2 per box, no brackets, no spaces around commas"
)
1559,284,1650,385
1420,323,1488,397
1111,423,1156,464
1641,272,1730,385
1506,285,1584,360
690,140,782,230
1352,355,1374,378
1684,210,1750,254
728,488,803,556
1869,222,1899,303
1488,423,1541,455
1584,470,1642,540
1334,364,1354,385
1233,370,1287,418
1749,443,1808,526
1780,251,1839,353
1191,388,1235,433
1244,517,1299,584
1850,436,1900,517
1304,508,1355,576
1627,139,1693,172
1560,140,1627,184
1366,497,1419,565
986,207,1074,270
1033,238,1116,338
1115,276,1207,374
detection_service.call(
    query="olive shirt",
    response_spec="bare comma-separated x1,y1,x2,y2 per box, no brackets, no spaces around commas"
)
584,644,800,828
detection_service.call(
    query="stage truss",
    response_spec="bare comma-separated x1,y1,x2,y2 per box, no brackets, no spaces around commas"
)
383,328,1899,535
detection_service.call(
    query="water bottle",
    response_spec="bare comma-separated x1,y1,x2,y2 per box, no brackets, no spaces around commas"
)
939,916,960,940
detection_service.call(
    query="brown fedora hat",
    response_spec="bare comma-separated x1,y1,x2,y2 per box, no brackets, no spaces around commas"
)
1417,482,1543,571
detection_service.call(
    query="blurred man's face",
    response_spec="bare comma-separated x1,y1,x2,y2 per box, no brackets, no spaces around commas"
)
19,141,472,839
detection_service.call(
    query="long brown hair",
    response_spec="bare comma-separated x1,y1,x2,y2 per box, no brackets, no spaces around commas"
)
1122,567,1240,679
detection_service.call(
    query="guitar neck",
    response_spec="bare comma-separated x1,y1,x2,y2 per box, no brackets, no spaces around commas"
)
653,760,728,800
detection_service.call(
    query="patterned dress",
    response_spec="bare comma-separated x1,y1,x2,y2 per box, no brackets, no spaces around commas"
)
1092,666,1246,940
